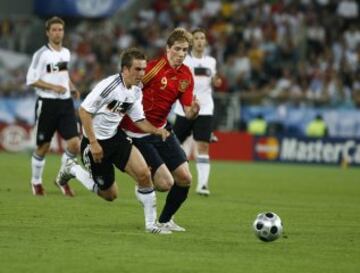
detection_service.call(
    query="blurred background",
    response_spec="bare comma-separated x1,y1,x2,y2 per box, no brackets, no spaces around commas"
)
0,0,359,163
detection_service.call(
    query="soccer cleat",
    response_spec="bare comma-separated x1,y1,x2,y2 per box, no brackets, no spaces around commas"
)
146,223,172,235
196,185,210,196
158,219,186,232
54,158,76,197
32,183,46,196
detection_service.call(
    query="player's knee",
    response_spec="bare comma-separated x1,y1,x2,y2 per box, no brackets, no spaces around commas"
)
154,176,174,192
99,187,118,202
136,167,152,187
67,138,80,154
175,170,192,187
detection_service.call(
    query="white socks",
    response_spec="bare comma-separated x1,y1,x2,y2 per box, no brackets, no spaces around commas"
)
69,164,97,192
61,150,76,167
196,154,210,189
135,187,157,229
31,153,45,185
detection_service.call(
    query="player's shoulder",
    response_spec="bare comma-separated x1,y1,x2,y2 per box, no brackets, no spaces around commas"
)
32,45,50,58
94,74,122,92
181,63,193,76
204,55,217,65
147,56,166,69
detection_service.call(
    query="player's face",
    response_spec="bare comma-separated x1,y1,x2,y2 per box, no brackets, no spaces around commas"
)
124,59,147,87
46,23,64,45
192,32,206,52
167,41,189,68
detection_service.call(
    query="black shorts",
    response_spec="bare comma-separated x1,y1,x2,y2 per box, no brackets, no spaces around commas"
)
132,131,187,175
34,98,79,145
173,115,213,143
80,129,132,191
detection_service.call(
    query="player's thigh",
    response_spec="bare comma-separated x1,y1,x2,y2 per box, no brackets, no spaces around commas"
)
133,138,164,176
193,115,213,142
173,115,193,143
153,164,174,191
80,137,115,191
58,99,79,141
34,98,58,146
124,145,152,187
156,133,187,172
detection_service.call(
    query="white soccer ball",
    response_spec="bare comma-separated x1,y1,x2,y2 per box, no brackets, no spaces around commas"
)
253,212,283,242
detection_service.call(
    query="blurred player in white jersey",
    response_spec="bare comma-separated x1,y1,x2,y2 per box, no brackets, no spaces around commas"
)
56,48,171,234
173,28,222,196
26,17,80,197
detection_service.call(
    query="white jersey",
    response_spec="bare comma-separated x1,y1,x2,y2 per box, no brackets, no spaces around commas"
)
174,54,217,116
81,74,145,140
26,44,72,99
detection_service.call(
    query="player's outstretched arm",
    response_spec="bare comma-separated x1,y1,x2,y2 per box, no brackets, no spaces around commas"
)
135,119,170,141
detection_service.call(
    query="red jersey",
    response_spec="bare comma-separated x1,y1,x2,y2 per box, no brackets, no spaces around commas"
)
121,55,194,134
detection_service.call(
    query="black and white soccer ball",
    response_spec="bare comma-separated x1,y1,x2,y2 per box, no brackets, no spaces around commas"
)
253,212,283,242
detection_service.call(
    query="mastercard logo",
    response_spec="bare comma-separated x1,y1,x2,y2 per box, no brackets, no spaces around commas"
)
255,137,280,160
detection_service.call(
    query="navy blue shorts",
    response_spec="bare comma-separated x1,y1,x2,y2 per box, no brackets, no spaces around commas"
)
173,115,213,143
132,131,187,175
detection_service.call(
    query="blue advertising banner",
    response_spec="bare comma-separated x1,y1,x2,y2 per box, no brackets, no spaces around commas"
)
34,0,128,18
253,136,360,166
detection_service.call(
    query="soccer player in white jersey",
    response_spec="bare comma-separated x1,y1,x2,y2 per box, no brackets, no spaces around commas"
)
56,48,171,234
173,28,222,196
26,17,80,197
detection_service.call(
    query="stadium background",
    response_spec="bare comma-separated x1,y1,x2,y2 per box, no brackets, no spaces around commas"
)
1,2,360,273
0,0,359,165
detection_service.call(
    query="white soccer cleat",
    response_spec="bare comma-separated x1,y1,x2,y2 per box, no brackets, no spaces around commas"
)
146,223,172,235
158,219,186,232
196,185,210,196
54,158,77,197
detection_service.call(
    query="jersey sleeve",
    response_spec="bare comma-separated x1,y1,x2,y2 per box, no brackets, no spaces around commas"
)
81,80,110,114
26,50,46,85
211,58,217,77
127,88,145,122
179,72,194,107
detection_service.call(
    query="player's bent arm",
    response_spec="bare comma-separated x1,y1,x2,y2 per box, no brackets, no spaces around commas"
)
79,107,97,144
30,80,66,94
79,106,103,162
183,99,200,120
135,119,170,141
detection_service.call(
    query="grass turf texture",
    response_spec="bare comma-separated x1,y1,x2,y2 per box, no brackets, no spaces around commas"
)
0,152,359,273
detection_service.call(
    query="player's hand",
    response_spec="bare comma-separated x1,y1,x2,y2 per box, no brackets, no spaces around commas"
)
53,85,67,94
189,96,200,119
90,141,103,163
71,89,81,100
156,128,170,141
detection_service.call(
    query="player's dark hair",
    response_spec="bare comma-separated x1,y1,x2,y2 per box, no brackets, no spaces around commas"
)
120,48,146,70
167,28,192,48
45,16,65,31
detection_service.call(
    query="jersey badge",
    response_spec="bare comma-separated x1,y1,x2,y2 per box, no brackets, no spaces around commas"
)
178,79,189,92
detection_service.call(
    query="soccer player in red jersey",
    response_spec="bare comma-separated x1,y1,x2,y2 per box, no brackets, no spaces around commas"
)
121,28,200,231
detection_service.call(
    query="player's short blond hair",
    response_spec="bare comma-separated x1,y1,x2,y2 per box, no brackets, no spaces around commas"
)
45,16,65,31
166,28,192,48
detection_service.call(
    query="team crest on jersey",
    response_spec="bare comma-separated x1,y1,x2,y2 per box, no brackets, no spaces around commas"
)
178,80,189,92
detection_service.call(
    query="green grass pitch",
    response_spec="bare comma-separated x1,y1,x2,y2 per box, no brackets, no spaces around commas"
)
0,152,359,273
